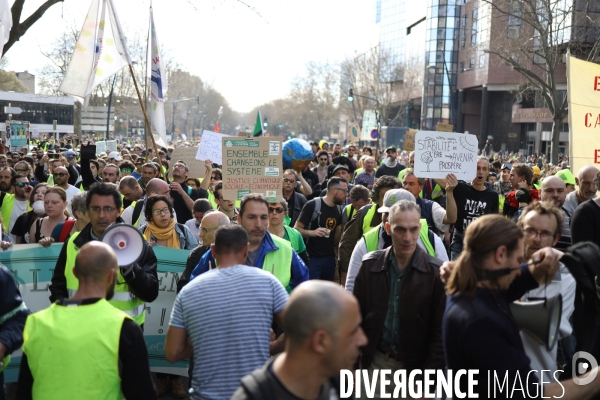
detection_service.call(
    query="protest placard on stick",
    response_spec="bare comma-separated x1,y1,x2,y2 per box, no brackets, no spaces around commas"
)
413,131,478,180
195,130,229,165
221,137,282,202
172,146,206,179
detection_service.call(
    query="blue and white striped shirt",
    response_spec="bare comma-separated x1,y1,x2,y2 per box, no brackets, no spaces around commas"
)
170,265,289,400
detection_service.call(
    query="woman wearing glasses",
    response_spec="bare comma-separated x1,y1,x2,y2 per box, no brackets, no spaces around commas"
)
267,199,310,269
137,194,197,397
29,187,72,244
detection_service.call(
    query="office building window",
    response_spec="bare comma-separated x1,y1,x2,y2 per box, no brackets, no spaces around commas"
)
460,61,465,72
479,54,485,68
507,0,522,38
461,14,467,47
471,8,478,45
469,58,475,68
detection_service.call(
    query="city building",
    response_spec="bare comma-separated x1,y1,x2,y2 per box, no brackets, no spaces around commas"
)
15,71,35,94
376,0,600,154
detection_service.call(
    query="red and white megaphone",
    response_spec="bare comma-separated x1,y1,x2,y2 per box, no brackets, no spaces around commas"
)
101,223,144,267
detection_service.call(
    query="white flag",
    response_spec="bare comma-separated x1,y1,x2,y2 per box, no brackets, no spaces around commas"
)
0,0,12,60
59,0,131,100
149,7,168,148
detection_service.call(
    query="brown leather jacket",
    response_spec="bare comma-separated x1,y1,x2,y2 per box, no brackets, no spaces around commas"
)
353,245,446,371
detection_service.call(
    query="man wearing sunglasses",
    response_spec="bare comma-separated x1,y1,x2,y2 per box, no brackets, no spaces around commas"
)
52,166,81,215
295,177,348,281
50,182,159,328
282,170,307,227
0,174,32,243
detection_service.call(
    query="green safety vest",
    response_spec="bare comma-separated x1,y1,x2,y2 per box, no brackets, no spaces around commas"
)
362,219,436,257
362,204,377,234
22,299,128,400
0,193,31,233
262,234,293,293
207,190,218,209
283,225,306,255
64,231,146,325
47,174,54,186
498,194,505,212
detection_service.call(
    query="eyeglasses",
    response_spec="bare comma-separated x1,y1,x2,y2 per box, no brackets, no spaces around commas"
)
319,158,328,161
282,178,295,183
15,168,29,173
335,187,349,193
200,226,219,234
523,228,554,240
121,168,133,173
173,164,186,169
53,173,68,178
211,176,219,180
88,206,117,214
16,182,30,188
269,207,285,214
152,207,171,216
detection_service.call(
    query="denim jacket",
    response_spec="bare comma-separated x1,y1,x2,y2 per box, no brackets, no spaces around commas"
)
138,223,199,250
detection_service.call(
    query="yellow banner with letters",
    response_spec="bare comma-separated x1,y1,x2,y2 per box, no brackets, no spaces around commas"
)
567,55,600,175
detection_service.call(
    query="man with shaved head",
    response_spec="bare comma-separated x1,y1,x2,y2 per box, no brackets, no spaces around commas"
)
563,165,599,215
232,280,367,400
541,175,571,249
178,211,231,292
18,242,157,399
118,175,144,209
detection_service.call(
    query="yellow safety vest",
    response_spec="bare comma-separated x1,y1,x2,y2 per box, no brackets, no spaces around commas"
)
64,231,146,325
0,193,31,233
207,190,218,209
22,299,128,400
362,204,377,234
363,219,436,256
47,174,54,186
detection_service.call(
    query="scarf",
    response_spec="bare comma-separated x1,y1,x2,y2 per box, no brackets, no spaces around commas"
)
143,218,180,249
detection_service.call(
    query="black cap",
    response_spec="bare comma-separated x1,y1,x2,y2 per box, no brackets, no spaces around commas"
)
332,164,349,175
385,146,397,153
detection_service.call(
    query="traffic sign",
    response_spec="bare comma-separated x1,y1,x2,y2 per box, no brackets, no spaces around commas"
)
4,106,22,114
370,129,378,140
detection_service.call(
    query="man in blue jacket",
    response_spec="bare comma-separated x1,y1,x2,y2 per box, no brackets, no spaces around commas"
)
0,264,30,400
191,194,309,291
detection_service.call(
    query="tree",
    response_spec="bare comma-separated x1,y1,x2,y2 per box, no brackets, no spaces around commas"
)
0,70,28,92
480,0,600,163
4,0,64,57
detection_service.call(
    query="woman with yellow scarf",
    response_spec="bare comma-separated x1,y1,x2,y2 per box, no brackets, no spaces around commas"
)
137,194,197,398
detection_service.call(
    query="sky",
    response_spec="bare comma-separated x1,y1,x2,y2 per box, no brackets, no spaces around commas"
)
5,0,379,113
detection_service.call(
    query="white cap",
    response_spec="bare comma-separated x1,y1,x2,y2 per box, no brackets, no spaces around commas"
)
108,151,122,162
377,189,416,213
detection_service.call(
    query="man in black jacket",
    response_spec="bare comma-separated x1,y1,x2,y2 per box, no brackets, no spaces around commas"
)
49,182,159,326
353,200,445,396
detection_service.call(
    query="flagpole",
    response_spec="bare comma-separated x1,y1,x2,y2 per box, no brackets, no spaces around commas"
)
128,63,165,180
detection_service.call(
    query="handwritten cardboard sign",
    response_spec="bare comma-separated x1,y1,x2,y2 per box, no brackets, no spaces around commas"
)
195,130,229,165
95,141,106,155
171,146,206,179
221,137,282,202
413,131,478,180
106,140,117,152
404,129,417,152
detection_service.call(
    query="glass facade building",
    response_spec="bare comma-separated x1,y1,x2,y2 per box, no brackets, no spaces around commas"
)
421,0,460,130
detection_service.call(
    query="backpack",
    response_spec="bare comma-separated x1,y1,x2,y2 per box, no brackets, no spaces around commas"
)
58,219,76,242
309,198,343,229
132,201,145,227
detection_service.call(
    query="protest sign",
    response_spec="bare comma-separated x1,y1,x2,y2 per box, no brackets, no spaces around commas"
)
106,140,117,152
0,244,191,381
172,146,206,179
404,128,417,151
413,131,478,180
95,141,106,155
195,130,229,165
221,137,282,202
